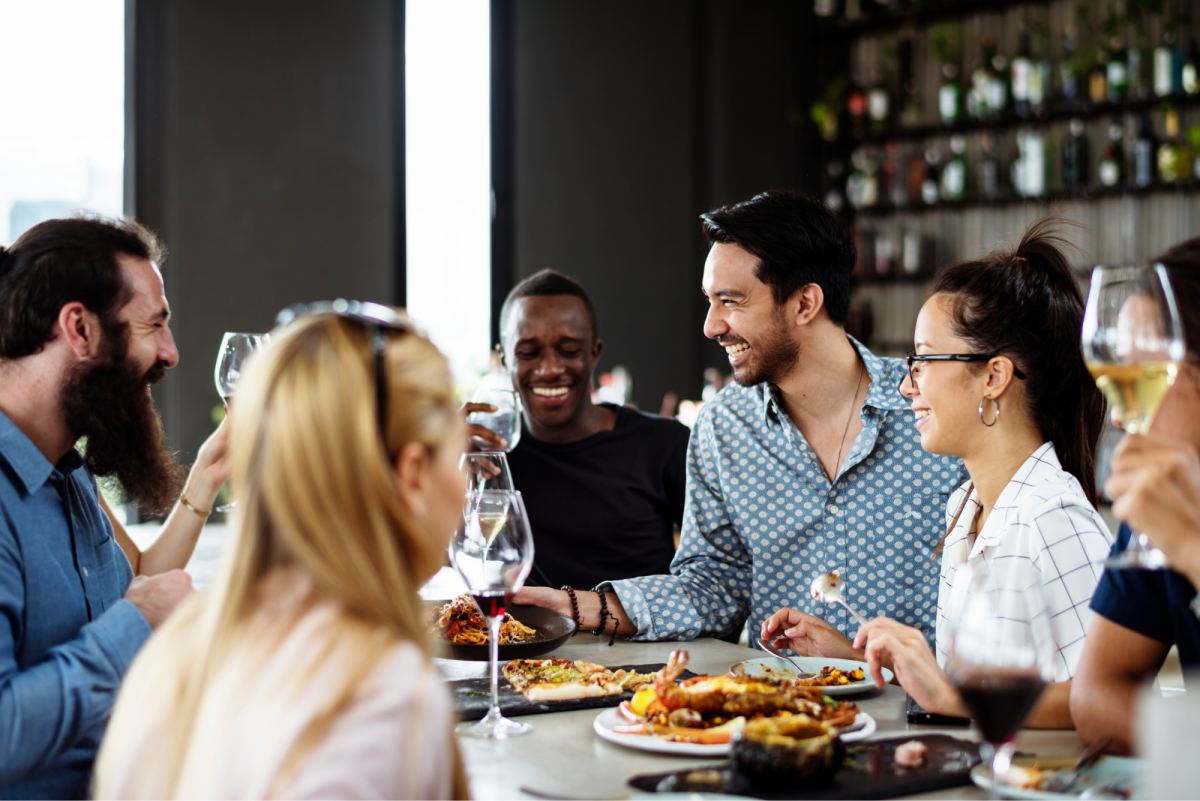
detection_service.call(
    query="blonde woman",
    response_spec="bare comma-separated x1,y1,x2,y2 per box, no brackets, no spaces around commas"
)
94,304,470,799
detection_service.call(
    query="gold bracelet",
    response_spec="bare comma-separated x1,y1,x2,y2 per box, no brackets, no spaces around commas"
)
179,493,212,518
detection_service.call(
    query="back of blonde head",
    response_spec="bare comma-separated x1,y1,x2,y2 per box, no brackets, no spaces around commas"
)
95,315,466,798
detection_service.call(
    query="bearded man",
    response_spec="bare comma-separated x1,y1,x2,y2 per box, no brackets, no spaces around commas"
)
0,217,207,799
516,190,965,645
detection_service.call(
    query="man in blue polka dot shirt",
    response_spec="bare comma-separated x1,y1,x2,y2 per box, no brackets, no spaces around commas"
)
516,190,966,646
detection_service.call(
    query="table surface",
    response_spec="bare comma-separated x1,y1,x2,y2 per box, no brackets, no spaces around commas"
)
440,635,1084,801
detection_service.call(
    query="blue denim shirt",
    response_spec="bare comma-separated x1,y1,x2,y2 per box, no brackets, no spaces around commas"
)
607,337,968,644
0,411,151,799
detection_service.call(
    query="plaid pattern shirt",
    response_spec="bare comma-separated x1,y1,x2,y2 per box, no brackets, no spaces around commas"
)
935,442,1113,682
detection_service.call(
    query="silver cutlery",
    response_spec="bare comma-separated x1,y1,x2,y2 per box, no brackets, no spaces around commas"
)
811,572,871,628
1043,737,1113,793
754,637,818,679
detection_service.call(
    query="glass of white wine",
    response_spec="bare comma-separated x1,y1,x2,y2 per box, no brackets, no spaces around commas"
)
1082,263,1186,570
213,332,270,511
449,490,535,739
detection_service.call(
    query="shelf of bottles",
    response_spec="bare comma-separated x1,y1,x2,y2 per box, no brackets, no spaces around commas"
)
815,0,1200,356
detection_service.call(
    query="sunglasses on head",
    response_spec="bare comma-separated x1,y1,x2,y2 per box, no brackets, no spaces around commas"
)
275,299,416,441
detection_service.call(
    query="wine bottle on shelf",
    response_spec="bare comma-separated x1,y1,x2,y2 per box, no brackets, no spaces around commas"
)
978,131,1002,197
984,35,1009,119
940,135,967,201
1089,52,1110,104
813,0,837,18
868,69,891,137
1012,28,1033,119
1158,108,1189,183
1128,32,1147,100
884,140,905,206
1013,128,1046,197
1134,114,1158,188
1060,28,1081,102
848,82,868,140
938,63,961,126
898,38,921,129
921,146,941,206
1063,119,1090,189
824,160,847,212
1184,38,1199,94
1098,123,1125,187
1154,30,1183,97
1107,37,1129,102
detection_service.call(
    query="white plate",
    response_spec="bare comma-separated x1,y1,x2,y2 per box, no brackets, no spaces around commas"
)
730,656,892,696
968,756,1145,799
592,708,877,756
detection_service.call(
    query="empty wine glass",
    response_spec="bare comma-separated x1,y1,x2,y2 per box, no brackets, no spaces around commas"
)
467,387,523,452
449,490,535,739
945,563,1056,800
213,332,270,511
461,452,515,495
1082,264,1185,569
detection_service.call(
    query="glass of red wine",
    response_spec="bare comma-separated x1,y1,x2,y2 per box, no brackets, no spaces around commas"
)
945,564,1056,799
449,489,535,738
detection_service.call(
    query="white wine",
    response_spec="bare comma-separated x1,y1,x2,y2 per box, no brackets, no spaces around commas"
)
477,513,508,548
1087,361,1178,433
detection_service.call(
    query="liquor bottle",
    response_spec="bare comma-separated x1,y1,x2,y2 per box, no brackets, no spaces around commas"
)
1184,38,1199,94
921,146,941,205
885,140,905,206
847,149,879,209
814,0,837,18
1060,29,1081,102
1013,128,1045,197
848,82,868,139
898,38,921,129
1098,123,1125,187
978,131,1001,197
940,135,967,201
1157,108,1189,183
984,36,1009,118
1133,114,1157,188
1128,32,1147,100
1089,52,1109,104
1155,30,1184,96
1063,119,1090,189
938,64,961,126
1012,29,1034,118
824,160,847,211
868,69,891,137
1107,38,1129,102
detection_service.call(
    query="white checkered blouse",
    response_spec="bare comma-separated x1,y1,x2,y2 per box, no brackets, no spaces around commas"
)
934,443,1113,682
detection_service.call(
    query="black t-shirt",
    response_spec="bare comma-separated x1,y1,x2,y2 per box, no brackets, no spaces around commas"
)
1091,524,1200,674
508,404,690,590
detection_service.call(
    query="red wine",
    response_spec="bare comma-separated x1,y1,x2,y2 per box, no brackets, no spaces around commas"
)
956,674,1046,743
472,591,513,618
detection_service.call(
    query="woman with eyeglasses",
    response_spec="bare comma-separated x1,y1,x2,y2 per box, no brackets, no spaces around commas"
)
762,219,1110,728
93,308,469,798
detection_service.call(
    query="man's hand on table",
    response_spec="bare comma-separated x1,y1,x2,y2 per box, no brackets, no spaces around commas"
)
125,569,194,629
760,608,863,661
1106,432,1200,585
853,617,964,717
513,586,638,636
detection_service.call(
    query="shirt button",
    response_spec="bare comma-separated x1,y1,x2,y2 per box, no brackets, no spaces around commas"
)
81,566,89,577
827,504,839,515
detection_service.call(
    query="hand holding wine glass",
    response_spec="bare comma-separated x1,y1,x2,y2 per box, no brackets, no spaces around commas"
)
466,388,523,452
213,332,270,511
449,490,535,739
946,563,1056,799
1082,263,1186,569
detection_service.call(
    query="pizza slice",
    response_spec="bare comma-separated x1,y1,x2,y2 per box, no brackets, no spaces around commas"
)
502,659,658,702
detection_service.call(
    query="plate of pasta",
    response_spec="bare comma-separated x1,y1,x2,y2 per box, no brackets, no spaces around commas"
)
429,594,577,661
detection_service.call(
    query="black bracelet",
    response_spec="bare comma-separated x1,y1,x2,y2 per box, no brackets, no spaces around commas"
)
561,586,581,635
594,590,609,639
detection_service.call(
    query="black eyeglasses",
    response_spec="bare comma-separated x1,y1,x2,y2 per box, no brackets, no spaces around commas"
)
275,300,415,440
902,351,1027,390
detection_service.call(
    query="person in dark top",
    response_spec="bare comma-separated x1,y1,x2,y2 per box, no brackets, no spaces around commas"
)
1072,236,1200,754
469,270,689,590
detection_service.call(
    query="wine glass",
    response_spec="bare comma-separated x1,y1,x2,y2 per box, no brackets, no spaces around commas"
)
449,490,535,739
467,387,523,452
213,332,270,511
945,563,1056,800
461,452,515,495
1082,264,1186,569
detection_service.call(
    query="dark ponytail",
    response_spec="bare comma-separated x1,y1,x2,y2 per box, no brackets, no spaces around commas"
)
931,217,1105,503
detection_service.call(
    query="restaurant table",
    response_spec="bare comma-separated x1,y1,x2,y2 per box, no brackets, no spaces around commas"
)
437,635,1085,801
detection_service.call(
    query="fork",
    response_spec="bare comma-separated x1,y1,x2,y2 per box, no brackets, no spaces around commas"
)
754,637,818,679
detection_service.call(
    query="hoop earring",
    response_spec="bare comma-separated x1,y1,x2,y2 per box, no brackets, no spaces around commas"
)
979,396,1000,427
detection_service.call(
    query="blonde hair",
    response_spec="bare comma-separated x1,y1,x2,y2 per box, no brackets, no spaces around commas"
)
95,314,468,798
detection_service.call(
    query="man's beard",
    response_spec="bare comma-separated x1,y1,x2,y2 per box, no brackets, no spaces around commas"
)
730,306,800,387
61,332,184,516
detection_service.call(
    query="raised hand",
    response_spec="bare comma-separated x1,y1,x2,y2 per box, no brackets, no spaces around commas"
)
760,607,861,660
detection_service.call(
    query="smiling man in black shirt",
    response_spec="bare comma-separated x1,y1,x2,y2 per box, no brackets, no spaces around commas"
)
472,270,690,591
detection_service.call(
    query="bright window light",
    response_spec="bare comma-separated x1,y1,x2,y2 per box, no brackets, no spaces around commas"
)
0,0,124,244
405,0,492,387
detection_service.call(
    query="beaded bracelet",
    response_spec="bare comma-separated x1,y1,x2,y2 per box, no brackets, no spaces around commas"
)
594,590,610,642
560,586,581,635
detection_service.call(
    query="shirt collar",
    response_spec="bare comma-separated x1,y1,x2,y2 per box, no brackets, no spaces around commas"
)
0,410,84,495
968,442,1058,557
760,335,909,424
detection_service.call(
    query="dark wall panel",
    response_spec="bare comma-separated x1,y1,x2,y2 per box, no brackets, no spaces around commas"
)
132,0,395,463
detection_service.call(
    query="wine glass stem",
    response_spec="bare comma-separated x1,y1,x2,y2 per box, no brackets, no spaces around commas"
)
990,741,1015,801
487,613,503,718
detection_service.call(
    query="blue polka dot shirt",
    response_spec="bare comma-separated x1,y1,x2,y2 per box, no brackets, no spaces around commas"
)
605,337,967,645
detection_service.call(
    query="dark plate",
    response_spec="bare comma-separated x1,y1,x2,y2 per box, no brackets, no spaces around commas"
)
431,603,577,661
